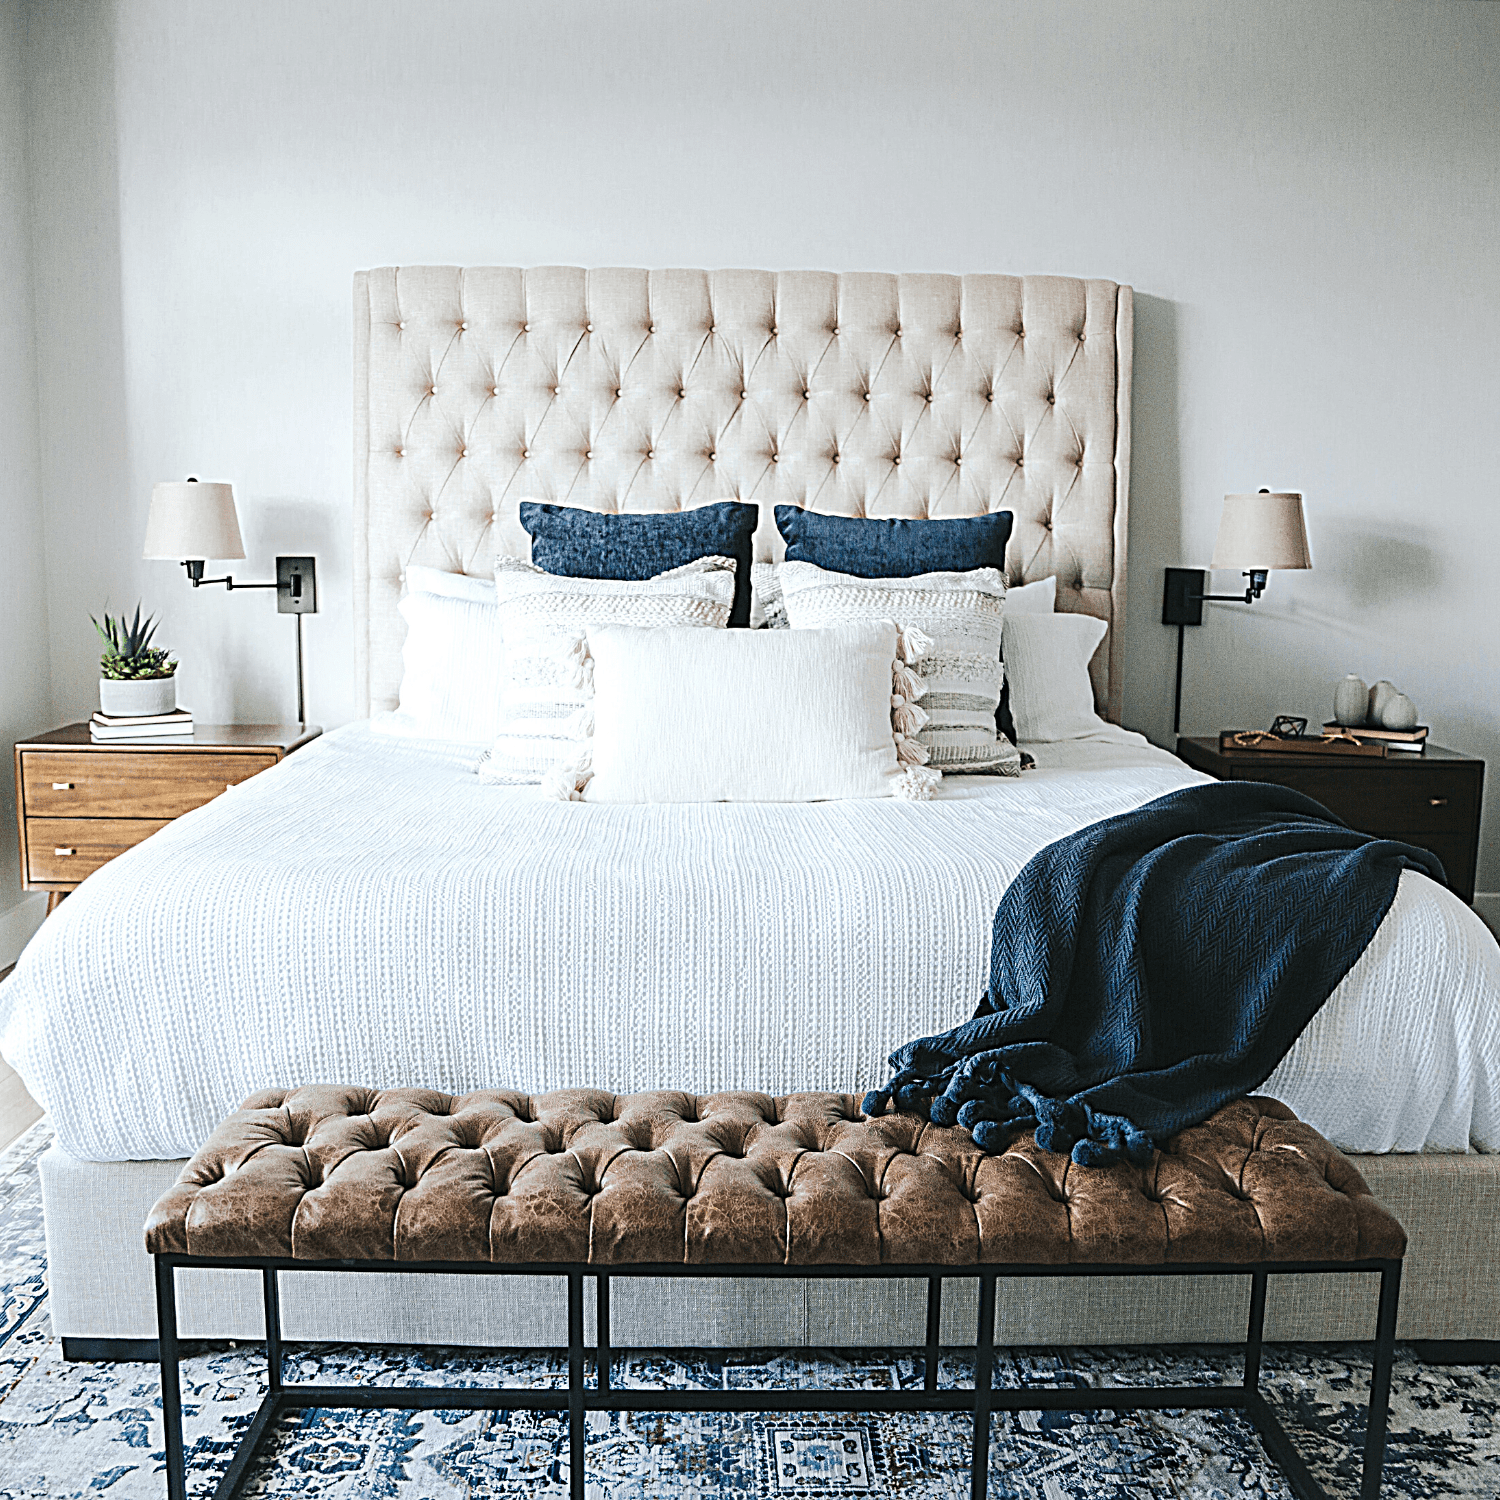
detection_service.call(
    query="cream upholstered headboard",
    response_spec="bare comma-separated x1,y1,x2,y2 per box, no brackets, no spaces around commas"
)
353,266,1132,720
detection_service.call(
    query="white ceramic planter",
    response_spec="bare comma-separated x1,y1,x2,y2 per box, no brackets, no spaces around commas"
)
99,675,177,717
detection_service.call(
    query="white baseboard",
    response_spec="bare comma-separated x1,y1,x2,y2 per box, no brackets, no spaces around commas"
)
0,894,47,969
1475,893,1500,941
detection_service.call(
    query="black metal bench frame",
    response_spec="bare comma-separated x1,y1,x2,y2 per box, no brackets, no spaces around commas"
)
154,1253,1401,1500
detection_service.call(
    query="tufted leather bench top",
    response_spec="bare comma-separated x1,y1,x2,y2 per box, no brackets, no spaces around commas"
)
145,1088,1405,1267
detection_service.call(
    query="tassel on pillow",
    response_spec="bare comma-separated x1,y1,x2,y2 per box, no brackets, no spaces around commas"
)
890,631,939,783
893,765,942,801
541,749,594,802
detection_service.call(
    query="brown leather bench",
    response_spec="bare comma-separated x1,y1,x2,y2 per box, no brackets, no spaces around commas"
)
148,1088,1405,1500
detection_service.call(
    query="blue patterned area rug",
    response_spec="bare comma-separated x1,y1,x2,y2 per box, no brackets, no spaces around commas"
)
1,1122,1498,1497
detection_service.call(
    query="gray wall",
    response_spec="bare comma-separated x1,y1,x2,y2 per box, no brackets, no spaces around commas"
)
0,0,50,956
11,0,1500,911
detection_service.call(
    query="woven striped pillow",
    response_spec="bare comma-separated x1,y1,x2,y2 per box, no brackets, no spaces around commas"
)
779,560,1021,776
479,556,736,786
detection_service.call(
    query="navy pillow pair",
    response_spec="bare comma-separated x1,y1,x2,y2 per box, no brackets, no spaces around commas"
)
520,502,759,627
518,502,1017,710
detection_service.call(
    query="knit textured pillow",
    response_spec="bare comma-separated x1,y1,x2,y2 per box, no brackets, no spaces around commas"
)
478,556,736,786
779,560,1021,776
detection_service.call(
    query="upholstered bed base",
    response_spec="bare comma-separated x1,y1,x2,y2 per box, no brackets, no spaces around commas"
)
41,1145,1500,1351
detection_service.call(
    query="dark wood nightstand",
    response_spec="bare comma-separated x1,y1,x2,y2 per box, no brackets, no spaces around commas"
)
1176,736,1485,904
13,723,320,911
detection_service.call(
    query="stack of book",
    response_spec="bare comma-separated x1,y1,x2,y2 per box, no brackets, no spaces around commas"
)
1321,722,1428,754
90,708,194,741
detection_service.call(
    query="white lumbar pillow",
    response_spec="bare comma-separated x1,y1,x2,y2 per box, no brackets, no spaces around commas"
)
1002,612,1109,742
381,570,506,745
479,556,736,786
778,560,1020,776
581,622,940,803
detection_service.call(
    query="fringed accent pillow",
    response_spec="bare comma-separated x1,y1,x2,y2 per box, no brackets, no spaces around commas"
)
572,621,941,803
477,555,736,786
778,561,1022,776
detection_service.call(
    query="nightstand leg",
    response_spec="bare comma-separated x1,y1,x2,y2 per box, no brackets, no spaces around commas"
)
45,891,67,915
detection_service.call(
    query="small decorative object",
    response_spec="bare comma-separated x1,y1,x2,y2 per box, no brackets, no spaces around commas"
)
1368,679,1399,724
92,605,178,717
1333,674,1368,727
1381,691,1418,732
1220,728,1384,759
1270,715,1308,739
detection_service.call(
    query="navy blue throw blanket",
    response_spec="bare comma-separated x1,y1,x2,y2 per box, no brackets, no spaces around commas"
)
862,781,1445,1167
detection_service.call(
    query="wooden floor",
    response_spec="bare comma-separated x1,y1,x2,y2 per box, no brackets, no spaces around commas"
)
0,963,43,1151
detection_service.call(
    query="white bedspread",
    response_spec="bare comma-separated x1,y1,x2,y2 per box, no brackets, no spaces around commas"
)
2,721,1496,1162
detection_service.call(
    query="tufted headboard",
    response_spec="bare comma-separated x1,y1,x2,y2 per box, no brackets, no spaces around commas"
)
353,266,1132,720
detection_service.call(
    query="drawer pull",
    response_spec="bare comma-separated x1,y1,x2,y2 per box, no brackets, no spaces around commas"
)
52,782,74,790
1430,797,1449,807
54,847,75,857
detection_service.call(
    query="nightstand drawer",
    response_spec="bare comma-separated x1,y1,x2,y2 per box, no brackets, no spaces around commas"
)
1227,765,1477,834
26,818,171,882
21,751,279,819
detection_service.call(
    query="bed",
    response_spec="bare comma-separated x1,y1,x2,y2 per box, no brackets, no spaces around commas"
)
3,265,1498,1354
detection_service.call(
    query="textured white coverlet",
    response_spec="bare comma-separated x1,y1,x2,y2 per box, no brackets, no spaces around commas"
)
0,722,1495,1162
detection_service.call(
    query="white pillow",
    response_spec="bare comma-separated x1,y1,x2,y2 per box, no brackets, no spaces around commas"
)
405,563,496,604
389,584,506,745
479,556,736,786
1002,612,1109,742
1004,574,1056,614
779,560,1020,776
582,622,938,803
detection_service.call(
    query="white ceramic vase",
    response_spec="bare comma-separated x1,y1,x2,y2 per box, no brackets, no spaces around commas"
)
1333,675,1368,727
1368,680,1399,725
1381,692,1418,731
99,675,177,717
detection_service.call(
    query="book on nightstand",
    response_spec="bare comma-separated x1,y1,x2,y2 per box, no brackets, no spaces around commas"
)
1321,722,1428,753
90,709,194,741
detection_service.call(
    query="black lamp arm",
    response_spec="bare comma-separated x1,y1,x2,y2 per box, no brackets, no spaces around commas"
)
1195,569,1270,605
182,560,275,590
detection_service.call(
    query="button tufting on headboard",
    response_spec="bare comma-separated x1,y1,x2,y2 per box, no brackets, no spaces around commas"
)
352,266,1133,721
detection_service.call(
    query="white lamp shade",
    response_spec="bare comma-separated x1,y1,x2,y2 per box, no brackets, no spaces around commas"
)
1210,491,1311,571
142,481,246,561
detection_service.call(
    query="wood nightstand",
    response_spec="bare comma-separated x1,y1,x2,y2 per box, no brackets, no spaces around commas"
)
13,723,320,911
1176,736,1485,904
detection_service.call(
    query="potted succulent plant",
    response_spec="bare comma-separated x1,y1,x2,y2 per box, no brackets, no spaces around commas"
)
93,605,179,716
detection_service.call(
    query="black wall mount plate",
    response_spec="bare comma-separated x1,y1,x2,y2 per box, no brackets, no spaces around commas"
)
1162,567,1207,627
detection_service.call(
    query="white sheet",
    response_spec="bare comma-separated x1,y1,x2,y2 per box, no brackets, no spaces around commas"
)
1,720,1496,1162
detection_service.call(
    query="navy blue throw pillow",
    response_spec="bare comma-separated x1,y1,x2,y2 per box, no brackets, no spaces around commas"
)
774,506,1012,579
521,501,759,627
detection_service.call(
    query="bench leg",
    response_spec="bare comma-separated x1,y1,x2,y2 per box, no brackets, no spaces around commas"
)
924,1276,942,1392
971,1273,995,1500
155,1258,187,1500
1243,1270,1267,1393
1360,1261,1401,1500
568,1269,585,1500
264,1267,283,1392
